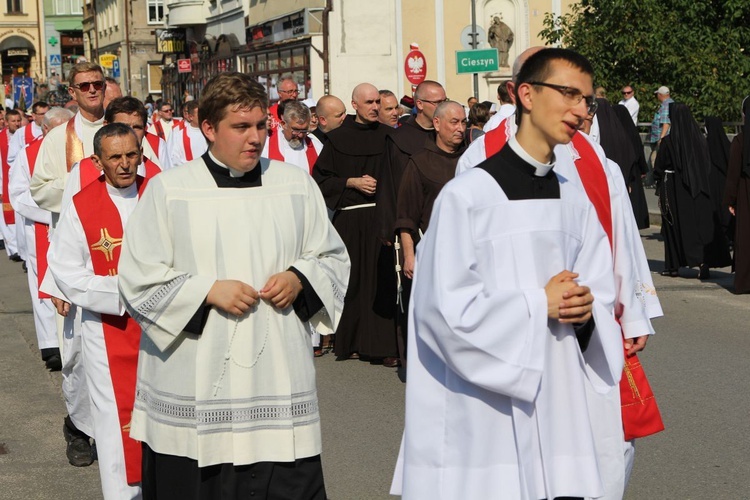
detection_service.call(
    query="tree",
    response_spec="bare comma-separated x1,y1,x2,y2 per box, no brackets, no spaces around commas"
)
540,0,750,124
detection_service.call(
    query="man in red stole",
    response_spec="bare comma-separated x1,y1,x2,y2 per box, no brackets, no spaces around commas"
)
7,101,48,165
48,123,148,499
455,47,665,499
0,108,22,260
261,100,322,174
8,107,74,373
164,100,207,169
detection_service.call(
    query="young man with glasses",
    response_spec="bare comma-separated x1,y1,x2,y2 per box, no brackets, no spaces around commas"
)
30,62,108,469
394,48,642,500
7,101,49,165
618,85,640,125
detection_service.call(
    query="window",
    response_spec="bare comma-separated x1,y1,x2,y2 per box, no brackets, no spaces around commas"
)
55,0,66,14
70,0,82,14
147,0,164,24
6,0,22,14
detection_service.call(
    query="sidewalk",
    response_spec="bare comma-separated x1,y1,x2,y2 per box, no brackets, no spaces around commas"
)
0,256,101,500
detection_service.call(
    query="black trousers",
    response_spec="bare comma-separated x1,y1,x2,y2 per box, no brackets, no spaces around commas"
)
141,443,327,500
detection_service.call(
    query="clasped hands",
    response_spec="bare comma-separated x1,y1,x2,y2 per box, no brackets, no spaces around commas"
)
545,270,593,324
206,271,303,317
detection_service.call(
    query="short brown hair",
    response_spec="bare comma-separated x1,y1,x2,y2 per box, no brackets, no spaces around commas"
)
198,73,268,130
68,62,104,85
105,97,147,126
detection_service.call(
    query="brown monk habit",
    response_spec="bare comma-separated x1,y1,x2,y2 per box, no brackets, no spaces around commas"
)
376,116,435,242
312,115,398,359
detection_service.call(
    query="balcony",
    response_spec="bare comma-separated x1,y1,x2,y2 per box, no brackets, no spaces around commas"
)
166,0,210,27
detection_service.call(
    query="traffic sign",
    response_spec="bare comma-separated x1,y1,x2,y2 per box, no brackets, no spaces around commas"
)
177,59,192,73
455,48,499,74
460,25,486,50
404,44,427,85
112,59,120,78
49,54,61,66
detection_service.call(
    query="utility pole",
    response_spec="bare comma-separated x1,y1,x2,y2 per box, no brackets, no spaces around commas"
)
470,0,478,99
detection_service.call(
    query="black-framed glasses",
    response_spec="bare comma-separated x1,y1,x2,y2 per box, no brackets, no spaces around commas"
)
622,90,633,95
528,81,598,115
419,97,449,106
289,127,309,137
71,80,105,92
161,108,174,113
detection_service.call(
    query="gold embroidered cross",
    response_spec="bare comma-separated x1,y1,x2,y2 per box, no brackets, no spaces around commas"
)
91,228,122,262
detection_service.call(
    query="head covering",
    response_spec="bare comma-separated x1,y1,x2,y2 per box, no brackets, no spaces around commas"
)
654,86,670,95
667,102,711,198
613,103,649,178
704,116,730,176
742,97,750,177
594,98,637,182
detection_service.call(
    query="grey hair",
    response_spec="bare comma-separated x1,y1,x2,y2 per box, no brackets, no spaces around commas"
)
282,100,311,124
43,107,75,129
93,122,139,158
434,100,464,120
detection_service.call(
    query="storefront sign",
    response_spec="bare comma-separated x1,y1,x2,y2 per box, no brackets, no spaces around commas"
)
99,54,117,69
177,59,192,73
246,10,308,48
61,35,83,47
7,49,29,57
156,29,187,54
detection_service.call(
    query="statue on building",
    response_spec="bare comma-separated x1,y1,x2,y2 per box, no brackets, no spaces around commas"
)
487,15,514,67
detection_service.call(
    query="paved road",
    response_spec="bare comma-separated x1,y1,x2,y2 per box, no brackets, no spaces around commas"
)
1,225,748,499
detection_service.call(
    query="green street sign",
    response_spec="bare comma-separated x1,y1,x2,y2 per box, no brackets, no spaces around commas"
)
455,48,499,74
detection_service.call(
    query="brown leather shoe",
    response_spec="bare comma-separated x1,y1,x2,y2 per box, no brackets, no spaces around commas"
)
383,357,400,368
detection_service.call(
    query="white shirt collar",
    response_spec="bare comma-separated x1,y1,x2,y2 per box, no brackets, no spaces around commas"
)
208,151,246,178
508,136,555,177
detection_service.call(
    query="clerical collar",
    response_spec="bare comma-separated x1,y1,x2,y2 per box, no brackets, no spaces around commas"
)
106,181,138,199
203,151,262,187
507,136,555,177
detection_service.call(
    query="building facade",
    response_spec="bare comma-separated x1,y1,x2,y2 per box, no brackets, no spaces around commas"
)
1,0,45,91
43,0,84,82
81,0,161,98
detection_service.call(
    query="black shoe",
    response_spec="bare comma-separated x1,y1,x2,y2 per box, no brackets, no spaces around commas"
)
9,253,22,262
698,264,711,280
63,420,94,467
660,269,678,277
0,240,4,250
22,261,27,273
45,353,62,371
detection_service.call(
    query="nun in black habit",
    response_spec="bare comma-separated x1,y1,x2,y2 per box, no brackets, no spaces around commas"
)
654,103,732,277
613,104,651,229
723,97,750,293
704,116,734,246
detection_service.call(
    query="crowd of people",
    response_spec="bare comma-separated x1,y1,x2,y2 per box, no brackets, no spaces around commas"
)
0,46,747,499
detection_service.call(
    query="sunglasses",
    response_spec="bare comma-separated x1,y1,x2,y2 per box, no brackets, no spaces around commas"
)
72,80,105,92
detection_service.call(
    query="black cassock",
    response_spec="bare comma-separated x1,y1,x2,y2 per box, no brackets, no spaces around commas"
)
312,115,398,359
724,132,750,293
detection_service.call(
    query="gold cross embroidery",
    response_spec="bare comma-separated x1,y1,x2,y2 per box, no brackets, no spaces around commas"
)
90,228,122,262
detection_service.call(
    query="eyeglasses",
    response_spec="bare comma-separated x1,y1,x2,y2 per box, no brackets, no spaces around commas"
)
622,90,633,96
419,97,449,106
161,108,173,113
71,80,105,92
279,89,300,95
528,81,598,115
289,127,309,136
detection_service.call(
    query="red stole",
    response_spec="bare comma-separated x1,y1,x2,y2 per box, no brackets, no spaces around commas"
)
78,157,162,190
25,123,37,145
73,176,148,484
484,119,665,440
267,131,318,174
24,138,51,298
1,128,13,224
268,103,280,130
145,132,161,160
153,120,165,140
182,126,193,162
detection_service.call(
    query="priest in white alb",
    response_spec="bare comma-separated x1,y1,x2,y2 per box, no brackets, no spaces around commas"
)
118,72,350,500
392,48,625,500
48,123,148,499
163,100,207,169
7,100,48,165
261,99,323,174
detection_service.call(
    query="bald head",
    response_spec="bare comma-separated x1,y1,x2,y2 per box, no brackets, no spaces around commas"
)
351,83,380,124
316,95,347,133
414,80,447,125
